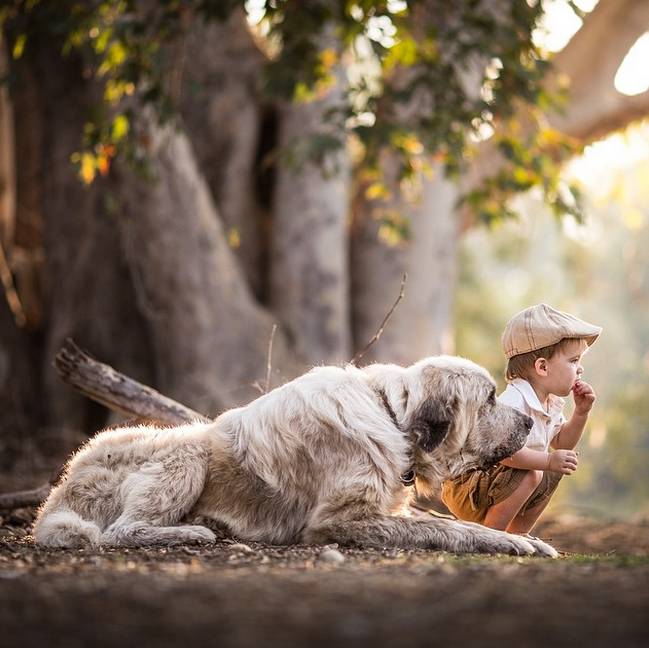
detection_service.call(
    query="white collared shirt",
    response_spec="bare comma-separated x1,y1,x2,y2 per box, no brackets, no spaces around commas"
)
498,378,566,452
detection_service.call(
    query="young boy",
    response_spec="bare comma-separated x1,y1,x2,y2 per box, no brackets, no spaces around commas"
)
441,303,602,535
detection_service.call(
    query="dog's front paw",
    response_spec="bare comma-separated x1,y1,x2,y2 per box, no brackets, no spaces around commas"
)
523,535,558,558
455,521,557,557
476,531,558,557
476,532,535,556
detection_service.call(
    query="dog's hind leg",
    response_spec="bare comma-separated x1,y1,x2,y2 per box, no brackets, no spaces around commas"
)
33,507,102,549
102,442,216,547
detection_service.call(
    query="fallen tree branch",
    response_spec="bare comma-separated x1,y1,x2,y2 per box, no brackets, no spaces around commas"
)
54,338,209,425
350,273,407,367
0,482,51,510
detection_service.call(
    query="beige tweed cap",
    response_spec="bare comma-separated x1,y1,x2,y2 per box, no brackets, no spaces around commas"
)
502,303,602,359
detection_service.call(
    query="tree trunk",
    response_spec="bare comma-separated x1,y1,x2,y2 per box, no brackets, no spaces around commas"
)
0,37,15,247
549,0,649,142
348,7,491,365
114,115,300,414
270,41,352,365
0,295,43,475
9,47,44,330
13,41,156,437
179,10,268,299
351,157,458,364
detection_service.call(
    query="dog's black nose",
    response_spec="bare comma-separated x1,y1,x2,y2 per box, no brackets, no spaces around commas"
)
523,415,534,432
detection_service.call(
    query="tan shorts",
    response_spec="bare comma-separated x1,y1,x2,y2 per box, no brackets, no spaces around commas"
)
441,465,563,524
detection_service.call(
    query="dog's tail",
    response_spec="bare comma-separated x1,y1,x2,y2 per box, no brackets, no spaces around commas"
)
33,506,102,548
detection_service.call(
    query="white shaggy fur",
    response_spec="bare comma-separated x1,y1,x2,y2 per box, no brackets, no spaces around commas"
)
34,356,557,557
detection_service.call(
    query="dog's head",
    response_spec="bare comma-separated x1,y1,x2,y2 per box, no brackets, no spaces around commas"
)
400,356,532,480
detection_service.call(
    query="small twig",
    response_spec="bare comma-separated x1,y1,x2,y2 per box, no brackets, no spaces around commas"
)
0,239,26,328
265,324,278,393
251,323,279,395
350,273,407,367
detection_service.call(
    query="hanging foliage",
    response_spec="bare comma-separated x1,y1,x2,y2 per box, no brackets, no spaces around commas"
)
1,0,582,220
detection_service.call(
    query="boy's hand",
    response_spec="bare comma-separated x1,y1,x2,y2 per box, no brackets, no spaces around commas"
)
572,380,596,416
548,449,578,475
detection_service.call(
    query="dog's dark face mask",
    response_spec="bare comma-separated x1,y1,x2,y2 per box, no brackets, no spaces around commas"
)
408,397,453,453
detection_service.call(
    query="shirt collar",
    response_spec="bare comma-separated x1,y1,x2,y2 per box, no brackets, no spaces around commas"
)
509,378,564,418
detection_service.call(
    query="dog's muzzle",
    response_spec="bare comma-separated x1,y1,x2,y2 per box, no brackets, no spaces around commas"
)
483,415,533,467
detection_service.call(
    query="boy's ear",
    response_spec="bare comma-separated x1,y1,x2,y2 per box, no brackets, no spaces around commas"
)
534,357,548,376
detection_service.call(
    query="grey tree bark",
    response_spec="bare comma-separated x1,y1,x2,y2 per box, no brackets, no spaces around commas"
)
179,10,268,298
270,41,352,365
0,37,15,247
8,42,154,441
351,157,458,365
115,115,299,414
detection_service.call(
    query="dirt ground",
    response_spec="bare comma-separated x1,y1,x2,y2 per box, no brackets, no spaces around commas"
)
1,506,648,648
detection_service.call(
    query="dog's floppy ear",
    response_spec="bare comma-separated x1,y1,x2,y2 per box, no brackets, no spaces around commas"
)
409,397,453,453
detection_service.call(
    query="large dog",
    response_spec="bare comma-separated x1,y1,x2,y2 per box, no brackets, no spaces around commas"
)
34,356,557,556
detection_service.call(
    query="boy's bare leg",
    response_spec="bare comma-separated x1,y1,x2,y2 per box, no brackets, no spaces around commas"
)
506,471,562,534
482,470,543,531
505,495,552,535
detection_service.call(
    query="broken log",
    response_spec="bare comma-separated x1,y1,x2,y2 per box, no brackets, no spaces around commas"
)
54,338,210,425
0,483,51,510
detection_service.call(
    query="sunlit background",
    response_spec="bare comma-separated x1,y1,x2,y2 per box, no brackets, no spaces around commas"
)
456,0,649,518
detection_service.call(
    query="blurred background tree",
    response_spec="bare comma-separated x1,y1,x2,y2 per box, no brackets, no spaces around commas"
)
0,0,648,516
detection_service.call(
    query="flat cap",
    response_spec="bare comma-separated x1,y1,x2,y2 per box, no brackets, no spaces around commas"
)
502,303,602,359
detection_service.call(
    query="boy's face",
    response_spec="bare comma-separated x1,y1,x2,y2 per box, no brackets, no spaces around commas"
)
539,339,588,397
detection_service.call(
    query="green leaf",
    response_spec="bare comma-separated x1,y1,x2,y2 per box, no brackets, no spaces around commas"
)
12,34,26,59
111,114,129,142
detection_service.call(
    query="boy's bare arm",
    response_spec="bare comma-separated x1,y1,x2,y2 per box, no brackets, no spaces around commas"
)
501,447,550,470
551,411,588,450
551,380,596,450
501,447,578,474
